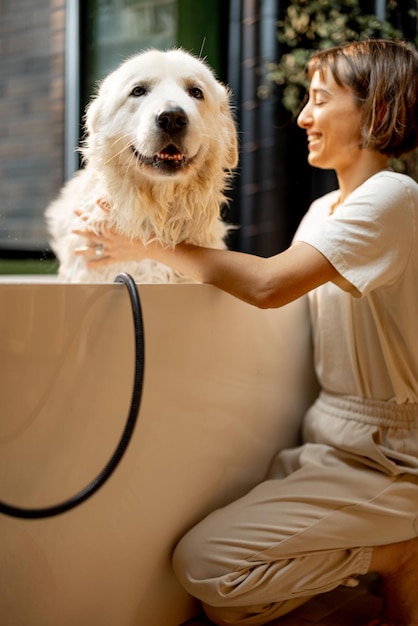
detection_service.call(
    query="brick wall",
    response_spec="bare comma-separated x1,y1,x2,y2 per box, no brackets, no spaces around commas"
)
0,0,66,251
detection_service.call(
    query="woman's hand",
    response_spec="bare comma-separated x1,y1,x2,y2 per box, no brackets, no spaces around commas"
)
71,201,339,308
73,199,150,267
73,225,147,267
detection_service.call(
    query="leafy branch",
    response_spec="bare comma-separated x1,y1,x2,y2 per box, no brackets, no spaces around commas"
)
261,0,414,112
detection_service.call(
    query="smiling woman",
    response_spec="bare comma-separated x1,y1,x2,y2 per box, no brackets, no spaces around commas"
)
297,73,365,182
74,39,418,626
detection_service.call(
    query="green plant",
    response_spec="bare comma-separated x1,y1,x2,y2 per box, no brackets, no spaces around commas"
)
262,0,413,112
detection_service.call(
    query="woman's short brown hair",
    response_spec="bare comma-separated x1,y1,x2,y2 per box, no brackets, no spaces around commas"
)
307,39,418,157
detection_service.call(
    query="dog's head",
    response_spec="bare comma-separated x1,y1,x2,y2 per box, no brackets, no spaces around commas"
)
84,48,238,182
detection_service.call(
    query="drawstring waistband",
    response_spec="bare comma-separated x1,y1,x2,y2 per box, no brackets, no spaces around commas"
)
316,391,418,429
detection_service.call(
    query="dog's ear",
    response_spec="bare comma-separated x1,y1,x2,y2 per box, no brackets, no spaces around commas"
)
85,75,127,136
85,97,102,135
220,87,239,170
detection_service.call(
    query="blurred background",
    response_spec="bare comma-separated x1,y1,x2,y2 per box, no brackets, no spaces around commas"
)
1,0,417,274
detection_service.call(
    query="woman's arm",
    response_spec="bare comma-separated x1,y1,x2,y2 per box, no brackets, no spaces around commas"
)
73,227,339,309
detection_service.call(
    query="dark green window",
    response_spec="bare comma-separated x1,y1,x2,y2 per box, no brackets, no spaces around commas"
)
80,0,226,110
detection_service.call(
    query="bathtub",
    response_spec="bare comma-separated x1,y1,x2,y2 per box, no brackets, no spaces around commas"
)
0,278,318,626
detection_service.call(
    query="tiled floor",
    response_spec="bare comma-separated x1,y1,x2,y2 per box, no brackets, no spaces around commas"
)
183,574,382,625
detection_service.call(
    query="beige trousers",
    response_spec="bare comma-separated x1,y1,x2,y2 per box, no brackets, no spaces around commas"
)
172,392,418,626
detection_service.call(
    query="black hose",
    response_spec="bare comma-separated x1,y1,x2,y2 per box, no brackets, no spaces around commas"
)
0,273,144,519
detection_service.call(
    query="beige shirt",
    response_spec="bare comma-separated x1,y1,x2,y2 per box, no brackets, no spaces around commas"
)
294,171,418,403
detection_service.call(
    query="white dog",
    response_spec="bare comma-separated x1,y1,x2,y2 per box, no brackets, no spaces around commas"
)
45,48,238,283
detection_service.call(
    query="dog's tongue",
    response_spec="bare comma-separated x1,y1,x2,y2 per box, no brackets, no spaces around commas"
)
156,144,185,162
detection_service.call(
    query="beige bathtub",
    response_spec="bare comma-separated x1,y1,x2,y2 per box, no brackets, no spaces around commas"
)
0,279,317,626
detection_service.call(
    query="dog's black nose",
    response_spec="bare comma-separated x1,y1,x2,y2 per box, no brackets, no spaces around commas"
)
157,105,188,134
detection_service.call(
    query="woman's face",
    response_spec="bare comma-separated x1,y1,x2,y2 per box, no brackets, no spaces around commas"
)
297,67,363,174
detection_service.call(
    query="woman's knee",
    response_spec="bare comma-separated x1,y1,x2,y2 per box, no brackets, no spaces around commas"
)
172,523,220,593
172,515,246,606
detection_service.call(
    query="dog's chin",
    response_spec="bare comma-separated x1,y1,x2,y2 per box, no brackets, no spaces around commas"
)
131,144,196,177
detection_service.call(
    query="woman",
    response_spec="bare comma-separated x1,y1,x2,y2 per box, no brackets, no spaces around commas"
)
75,40,418,626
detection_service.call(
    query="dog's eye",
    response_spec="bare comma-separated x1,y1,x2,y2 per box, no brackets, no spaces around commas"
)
188,87,204,100
130,85,147,98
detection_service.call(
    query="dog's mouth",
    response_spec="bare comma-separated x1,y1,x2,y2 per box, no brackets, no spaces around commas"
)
131,144,192,174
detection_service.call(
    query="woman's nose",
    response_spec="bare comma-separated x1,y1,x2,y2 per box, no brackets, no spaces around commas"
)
297,102,312,128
